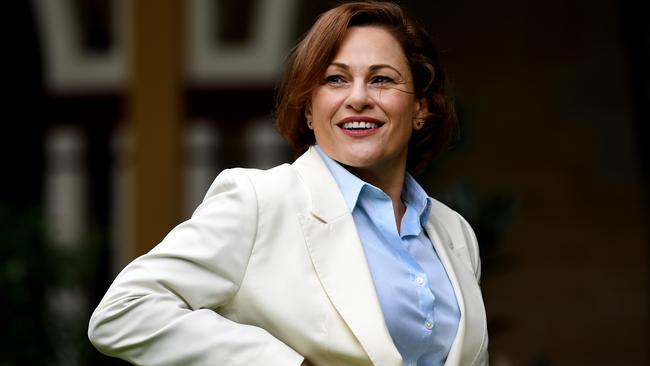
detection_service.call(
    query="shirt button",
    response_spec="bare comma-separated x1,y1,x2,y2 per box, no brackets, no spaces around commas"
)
425,320,433,329
415,276,425,285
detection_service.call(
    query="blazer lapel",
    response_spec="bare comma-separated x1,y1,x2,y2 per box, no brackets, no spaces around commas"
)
424,214,487,365
293,147,402,366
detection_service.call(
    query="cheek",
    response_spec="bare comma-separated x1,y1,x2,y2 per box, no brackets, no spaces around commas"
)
376,91,416,114
311,90,345,120
382,98,417,138
311,91,327,113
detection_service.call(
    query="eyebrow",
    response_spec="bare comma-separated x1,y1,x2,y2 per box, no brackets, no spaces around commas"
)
329,62,404,78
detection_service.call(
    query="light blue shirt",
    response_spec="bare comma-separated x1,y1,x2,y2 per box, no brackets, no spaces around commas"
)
315,146,460,366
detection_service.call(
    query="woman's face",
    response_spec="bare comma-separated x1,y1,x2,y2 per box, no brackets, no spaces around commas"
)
306,26,426,178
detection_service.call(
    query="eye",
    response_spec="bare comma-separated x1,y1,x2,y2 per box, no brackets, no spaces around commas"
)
324,74,346,85
371,75,395,85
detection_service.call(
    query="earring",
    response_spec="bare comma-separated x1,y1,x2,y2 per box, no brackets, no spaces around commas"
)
415,119,424,128
307,120,313,130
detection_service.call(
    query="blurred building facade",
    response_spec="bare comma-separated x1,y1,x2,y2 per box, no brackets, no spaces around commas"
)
2,0,647,365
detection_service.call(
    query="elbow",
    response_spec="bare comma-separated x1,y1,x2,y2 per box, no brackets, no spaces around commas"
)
87,309,113,355
87,303,133,356
87,294,158,358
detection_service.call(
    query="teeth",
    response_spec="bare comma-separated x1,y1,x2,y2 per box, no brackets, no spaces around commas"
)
342,121,379,129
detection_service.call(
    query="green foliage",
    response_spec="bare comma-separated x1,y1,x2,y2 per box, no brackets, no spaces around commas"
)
0,204,127,366
0,204,54,365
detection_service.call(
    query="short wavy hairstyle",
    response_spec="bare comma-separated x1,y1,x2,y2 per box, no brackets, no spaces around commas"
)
275,1,457,174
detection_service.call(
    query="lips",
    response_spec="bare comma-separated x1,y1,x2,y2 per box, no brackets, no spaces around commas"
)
336,116,383,138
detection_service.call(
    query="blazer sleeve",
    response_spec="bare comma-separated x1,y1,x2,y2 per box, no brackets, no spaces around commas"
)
88,169,304,366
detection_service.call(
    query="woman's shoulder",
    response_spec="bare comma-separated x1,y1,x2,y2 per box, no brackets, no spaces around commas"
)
427,196,466,225
207,163,306,203
426,197,476,248
220,163,292,181
228,163,300,187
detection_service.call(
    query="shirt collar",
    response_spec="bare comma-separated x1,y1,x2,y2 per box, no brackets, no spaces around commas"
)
402,173,433,233
314,145,431,225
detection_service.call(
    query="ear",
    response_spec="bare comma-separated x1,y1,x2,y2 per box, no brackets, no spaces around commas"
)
413,98,428,131
304,103,313,129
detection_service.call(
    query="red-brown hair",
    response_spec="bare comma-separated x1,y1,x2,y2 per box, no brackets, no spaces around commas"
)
275,1,457,174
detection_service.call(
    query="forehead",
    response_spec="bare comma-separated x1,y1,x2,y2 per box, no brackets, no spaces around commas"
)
331,26,408,70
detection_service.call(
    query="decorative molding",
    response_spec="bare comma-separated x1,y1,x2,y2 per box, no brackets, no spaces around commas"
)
32,0,129,93
244,117,289,169
185,0,299,85
44,125,87,247
184,120,220,218
33,0,299,92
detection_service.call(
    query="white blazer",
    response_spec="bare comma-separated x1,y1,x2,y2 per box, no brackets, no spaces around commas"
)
88,147,488,366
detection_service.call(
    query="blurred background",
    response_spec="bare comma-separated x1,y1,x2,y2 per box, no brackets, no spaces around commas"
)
2,0,648,365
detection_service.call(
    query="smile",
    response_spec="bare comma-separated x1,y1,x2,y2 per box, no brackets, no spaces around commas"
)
336,117,383,138
337,116,384,132
340,121,380,130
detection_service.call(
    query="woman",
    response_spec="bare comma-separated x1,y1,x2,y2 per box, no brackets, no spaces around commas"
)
88,2,488,365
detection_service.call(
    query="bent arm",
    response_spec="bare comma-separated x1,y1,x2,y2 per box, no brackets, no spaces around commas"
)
88,169,303,366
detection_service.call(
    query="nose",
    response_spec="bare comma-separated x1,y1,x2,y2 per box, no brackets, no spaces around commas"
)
346,80,373,112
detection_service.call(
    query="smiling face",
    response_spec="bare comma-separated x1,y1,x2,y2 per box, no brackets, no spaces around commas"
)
306,26,426,182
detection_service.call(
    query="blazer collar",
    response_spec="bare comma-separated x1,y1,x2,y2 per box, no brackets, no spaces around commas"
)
293,147,403,366
424,212,487,365
293,146,352,222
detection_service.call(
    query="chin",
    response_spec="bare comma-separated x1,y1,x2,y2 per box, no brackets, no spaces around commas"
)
337,156,382,170
340,148,381,163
